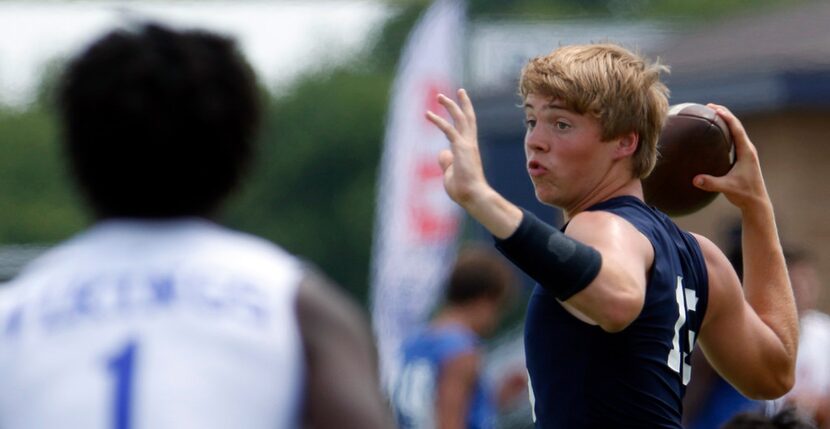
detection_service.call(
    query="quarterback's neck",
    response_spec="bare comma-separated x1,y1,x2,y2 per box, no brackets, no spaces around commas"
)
563,178,643,222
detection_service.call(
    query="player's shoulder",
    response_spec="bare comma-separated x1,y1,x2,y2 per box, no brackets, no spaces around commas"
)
688,232,742,329
685,232,735,290
168,222,308,290
568,207,649,246
687,232,727,269
688,231,715,250
0,281,14,312
13,219,307,295
196,224,299,266
569,208,632,231
0,272,33,321
576,195,667,235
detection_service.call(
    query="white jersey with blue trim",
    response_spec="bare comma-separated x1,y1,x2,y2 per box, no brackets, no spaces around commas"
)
0,219,305,429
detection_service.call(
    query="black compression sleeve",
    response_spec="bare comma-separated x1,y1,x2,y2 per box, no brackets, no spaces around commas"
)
494,208,602,301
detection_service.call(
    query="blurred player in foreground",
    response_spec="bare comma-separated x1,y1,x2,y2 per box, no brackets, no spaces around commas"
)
392,245,525,429
0,23,392,429
427,43,798,428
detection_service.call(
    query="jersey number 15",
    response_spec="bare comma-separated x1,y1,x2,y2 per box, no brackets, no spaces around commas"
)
667,276,699,386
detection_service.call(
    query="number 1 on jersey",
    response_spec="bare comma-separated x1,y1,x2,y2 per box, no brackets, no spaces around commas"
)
107,339,138,429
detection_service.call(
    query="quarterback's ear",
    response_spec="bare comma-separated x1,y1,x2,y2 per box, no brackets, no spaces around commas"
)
613,131,639,160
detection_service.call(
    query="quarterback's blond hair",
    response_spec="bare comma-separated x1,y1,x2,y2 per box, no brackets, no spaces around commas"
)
519,43,670,178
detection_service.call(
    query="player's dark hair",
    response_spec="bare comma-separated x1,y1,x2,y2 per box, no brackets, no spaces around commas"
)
445,245,515,305
58,23,261,218
720,408,816,429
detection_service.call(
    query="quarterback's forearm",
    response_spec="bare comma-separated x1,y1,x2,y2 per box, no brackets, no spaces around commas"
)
462,187,523,239
740,199,798,362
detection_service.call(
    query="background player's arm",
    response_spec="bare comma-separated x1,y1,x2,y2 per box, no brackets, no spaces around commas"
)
692,104,798,399
296,270,395,429
435,352,478,429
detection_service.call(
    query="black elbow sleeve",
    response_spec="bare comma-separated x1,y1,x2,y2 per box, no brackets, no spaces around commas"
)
494,209,602,301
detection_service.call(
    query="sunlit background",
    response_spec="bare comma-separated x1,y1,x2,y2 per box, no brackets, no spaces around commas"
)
1,1,828,427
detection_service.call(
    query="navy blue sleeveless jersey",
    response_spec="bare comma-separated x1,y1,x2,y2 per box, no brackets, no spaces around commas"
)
524,196,709,428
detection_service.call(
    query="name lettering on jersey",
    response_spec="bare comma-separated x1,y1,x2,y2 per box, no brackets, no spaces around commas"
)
149,275,176,305
4,268,270,339
4,305,23,337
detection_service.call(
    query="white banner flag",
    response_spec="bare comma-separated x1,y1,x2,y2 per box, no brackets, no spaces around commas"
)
370,0,466,390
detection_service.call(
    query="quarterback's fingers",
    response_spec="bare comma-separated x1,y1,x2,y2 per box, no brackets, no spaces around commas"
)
438,149,454,173
426,110,461,143
457,89,477,134
707,103,755,161
693,173,731,193
437,94,468,133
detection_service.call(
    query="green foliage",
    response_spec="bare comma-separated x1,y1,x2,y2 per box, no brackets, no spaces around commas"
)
608,0,805,20
222,69,392,302
369,3,427,71
0,43,400,307
0,105,87,243
386,0,804,20
0,64,393,305
221,5,423,303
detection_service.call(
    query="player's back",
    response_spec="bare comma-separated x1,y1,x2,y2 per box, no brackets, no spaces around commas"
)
0,219,304,429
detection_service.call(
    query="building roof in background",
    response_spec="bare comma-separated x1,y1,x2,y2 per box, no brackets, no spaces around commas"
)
658,1,830,78
471,1,830,117
468,19,680,95
468,19,680,134
655,1,830,112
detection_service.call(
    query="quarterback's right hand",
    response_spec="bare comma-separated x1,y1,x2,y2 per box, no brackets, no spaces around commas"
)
426,88,492,209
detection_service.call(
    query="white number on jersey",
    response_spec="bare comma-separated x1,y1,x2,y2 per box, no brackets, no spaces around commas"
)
667,276,699,385
393,359,436,429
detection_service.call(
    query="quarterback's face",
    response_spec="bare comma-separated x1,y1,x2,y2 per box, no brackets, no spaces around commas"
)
523,93,616,212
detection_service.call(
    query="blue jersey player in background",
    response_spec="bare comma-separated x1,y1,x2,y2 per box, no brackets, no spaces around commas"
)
426,43,799,428
393,245,521,429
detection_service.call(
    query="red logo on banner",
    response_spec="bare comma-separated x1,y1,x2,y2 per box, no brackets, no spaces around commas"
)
408,157,458,242
424,82,452,128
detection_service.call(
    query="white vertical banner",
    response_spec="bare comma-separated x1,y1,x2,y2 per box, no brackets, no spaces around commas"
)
370,0,466,391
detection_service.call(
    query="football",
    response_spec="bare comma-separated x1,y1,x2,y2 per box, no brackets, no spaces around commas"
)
643,103,735,216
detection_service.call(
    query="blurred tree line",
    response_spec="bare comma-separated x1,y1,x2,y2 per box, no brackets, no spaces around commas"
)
0,0,799,304
0,5,421,304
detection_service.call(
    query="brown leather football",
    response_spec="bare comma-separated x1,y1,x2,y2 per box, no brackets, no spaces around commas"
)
642,103,735,216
